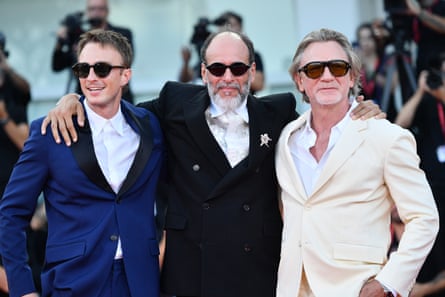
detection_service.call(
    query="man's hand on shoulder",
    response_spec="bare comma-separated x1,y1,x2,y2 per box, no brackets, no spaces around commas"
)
41,93,84,146
351,95,387,120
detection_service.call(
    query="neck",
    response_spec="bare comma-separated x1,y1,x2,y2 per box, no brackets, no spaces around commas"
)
86,99,121,119
310,99,350,134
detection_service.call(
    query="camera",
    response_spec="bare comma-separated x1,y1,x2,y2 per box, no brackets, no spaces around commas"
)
426,54,444,90
60,11,85,47
383,0,414,48
190,17,212,48
426,69,443,89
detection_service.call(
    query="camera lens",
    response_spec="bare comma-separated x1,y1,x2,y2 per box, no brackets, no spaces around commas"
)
426,69,443,90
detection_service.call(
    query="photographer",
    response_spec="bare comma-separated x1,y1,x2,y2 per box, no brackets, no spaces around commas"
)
52,0,135,102
179,11,265,94
404,0,445,76
396,52,445,296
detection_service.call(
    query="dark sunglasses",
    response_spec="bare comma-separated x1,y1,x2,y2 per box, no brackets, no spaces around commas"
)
298,60,351,79
206,62,251,77
72,62,126,78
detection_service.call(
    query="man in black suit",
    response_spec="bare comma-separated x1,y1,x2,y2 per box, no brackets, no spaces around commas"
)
41,30,382,297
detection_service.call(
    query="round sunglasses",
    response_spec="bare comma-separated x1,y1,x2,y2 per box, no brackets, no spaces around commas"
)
298,60,351,79
72,62,126,78
206,62,251,77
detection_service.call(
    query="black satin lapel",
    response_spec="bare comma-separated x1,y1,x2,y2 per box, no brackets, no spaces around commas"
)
71,119,114,193
118,109,154,196
246,97,276,169
183,93,230,175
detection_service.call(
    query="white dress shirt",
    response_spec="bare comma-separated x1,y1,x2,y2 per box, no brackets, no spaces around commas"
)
84,100,140,259
289,104,352,196
206,99,249,167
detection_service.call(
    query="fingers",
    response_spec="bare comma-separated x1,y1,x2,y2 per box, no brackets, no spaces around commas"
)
351,99,386,120
76,103,85,127
356,94,364,102
43,107,78,146
55,112,74,146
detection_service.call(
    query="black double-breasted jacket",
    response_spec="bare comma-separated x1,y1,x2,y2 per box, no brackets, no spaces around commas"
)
140,81,297,297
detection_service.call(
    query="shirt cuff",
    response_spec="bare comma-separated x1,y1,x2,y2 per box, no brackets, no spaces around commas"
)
377,279,397,297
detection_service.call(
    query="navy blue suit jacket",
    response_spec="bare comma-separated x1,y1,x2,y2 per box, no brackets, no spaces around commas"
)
0,99,165,297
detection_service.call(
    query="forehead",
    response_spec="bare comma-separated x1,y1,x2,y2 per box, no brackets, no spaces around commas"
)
79,42,121,63
300,41,348,64
205,33,249,64
87,0,107,8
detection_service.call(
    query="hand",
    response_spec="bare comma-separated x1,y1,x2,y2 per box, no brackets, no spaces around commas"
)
41,93,84,146
181,46,191,63
351,95,387,120
0,100,8,119
405,0,422,15
359,279,386,297
417,70,429,93
409,283,429,297
56,25,68,41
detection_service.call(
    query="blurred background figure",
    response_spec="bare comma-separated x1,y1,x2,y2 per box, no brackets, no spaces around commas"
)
0,31,30,202
403,0,445,77
178,10,265,94
0,30,31,297
395,52,445,297
355,22,400,122
51,0,135,103
379,0,445,105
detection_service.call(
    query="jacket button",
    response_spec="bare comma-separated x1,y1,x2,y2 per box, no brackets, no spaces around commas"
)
243,204,250,211
244,244,252,252
202,203,210,210
192,164,200,171
110,235,118,241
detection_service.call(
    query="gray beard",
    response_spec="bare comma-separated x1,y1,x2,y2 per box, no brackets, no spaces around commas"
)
208,80,251,112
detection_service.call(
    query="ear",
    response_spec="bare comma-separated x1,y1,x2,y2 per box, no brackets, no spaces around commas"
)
295,72,305,93
200,63,208,84
249,62,257,84
120,68,132,87
349,73,355,89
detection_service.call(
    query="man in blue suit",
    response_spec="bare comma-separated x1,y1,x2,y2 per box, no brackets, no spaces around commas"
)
0,29,164,297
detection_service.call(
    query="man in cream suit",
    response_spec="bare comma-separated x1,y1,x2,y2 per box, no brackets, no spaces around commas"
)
275,28,439,297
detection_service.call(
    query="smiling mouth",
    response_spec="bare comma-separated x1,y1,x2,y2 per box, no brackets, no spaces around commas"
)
87,86,104,92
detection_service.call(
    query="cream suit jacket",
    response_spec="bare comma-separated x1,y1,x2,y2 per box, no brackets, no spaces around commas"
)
275,110,439,297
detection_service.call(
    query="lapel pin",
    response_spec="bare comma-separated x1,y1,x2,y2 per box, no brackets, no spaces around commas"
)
260,133,272,147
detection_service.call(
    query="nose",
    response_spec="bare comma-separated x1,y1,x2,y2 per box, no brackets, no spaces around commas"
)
86,67,97,79
222,67,234,80
320,65,334,79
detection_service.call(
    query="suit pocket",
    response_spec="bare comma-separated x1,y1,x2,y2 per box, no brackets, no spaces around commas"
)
45,241,86,263
164,213,187,230
333,243,386,264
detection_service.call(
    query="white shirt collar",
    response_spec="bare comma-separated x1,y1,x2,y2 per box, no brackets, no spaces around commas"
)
84,99,126,136
300,99,357,145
